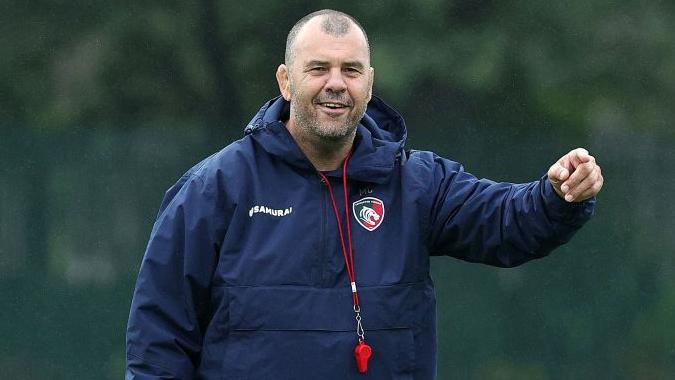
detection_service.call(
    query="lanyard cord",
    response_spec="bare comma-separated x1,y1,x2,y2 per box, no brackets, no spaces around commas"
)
342,156,356,303
317,152,359,306
317,152,366,342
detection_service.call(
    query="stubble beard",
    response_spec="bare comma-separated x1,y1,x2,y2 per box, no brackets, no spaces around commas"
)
289,84,366,143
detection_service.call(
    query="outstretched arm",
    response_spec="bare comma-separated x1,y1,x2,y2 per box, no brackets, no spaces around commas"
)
425,148,601,267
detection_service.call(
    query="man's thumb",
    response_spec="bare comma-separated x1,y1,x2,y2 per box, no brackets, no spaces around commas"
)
548,163,569,183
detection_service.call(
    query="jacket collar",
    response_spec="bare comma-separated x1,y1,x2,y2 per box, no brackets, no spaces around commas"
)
244,95,407,184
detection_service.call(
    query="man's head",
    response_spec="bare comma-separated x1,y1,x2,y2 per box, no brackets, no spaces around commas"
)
284,10,370,68
276,10,374,144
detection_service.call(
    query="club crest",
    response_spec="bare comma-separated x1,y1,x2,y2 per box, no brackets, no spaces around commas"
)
352,197,384,231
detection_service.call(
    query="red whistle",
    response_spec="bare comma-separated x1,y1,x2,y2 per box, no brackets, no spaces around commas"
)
354,341,372,373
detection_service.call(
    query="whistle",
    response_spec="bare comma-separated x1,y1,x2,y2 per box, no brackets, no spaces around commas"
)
354,341,372,373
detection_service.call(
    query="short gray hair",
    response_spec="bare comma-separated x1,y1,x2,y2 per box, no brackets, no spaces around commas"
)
284,9,370,66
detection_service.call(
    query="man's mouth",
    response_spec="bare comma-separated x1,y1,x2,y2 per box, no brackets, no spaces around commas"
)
315,101,351,109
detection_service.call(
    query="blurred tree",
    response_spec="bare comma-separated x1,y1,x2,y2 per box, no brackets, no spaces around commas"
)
2,1,673,134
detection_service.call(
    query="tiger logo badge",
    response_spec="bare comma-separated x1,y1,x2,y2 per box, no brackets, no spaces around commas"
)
352,197,385,231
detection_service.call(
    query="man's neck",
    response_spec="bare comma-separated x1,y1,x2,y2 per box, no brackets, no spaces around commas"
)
285,121,355,172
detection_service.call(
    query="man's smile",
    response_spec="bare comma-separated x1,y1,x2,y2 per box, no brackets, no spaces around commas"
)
315,101,352,116
318,102,348,108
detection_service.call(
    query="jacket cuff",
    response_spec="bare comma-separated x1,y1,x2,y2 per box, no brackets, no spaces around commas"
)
541,175,595,226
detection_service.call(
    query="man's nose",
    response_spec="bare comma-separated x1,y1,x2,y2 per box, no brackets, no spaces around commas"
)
324,68,347,93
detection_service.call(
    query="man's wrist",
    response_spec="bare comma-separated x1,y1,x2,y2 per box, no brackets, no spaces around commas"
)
542,176,595,225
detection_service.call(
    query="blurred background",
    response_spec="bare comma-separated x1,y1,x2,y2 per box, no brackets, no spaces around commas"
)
1,1,674,378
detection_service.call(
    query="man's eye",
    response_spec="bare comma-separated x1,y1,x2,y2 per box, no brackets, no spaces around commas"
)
310,67,326,72
344,68,361,75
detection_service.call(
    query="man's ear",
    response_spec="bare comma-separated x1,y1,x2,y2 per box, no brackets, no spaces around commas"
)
276,64,291,101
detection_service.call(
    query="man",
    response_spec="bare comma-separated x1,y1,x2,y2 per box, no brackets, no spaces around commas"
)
126,9,603,380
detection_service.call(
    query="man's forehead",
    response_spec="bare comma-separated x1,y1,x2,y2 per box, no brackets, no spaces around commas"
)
293,16,369,59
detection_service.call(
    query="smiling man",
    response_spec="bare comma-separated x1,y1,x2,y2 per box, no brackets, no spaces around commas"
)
126,9,603,380
277,12,374,171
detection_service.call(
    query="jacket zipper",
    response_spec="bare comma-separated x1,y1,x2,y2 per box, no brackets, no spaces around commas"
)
320,176,328,286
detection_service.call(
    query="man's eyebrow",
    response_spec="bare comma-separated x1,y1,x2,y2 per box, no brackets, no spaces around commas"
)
304,60,330,67
303,60,367,69
343,61,365,70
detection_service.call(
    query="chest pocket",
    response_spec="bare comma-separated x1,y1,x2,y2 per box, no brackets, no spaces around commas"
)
221,283,429,379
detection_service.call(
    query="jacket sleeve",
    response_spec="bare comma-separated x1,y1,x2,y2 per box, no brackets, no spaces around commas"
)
126,173,226,379
424,153,595,267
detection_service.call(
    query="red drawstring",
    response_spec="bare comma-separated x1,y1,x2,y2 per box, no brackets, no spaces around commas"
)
343,156,356,302
317,152,359,306
319,153,372,363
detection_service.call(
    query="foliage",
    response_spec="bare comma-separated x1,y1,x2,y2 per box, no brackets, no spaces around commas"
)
2,1,673,134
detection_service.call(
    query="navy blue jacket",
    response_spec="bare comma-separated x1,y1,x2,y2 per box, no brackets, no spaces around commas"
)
126,96,595,379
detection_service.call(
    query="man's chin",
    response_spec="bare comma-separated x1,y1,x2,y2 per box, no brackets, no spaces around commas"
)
312,123,358,141
294,111,359,141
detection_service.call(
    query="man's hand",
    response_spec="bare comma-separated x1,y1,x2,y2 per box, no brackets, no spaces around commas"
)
547,148,604,203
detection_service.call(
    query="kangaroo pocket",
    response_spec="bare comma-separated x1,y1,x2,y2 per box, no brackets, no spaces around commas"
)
223,283,425,379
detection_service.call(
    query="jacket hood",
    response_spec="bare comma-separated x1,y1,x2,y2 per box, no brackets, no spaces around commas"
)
243,95,407,184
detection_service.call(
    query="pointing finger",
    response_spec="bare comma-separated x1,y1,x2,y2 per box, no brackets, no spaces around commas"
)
569,148,593,168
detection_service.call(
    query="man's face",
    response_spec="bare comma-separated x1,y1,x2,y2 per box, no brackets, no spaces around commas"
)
278,18,373,141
